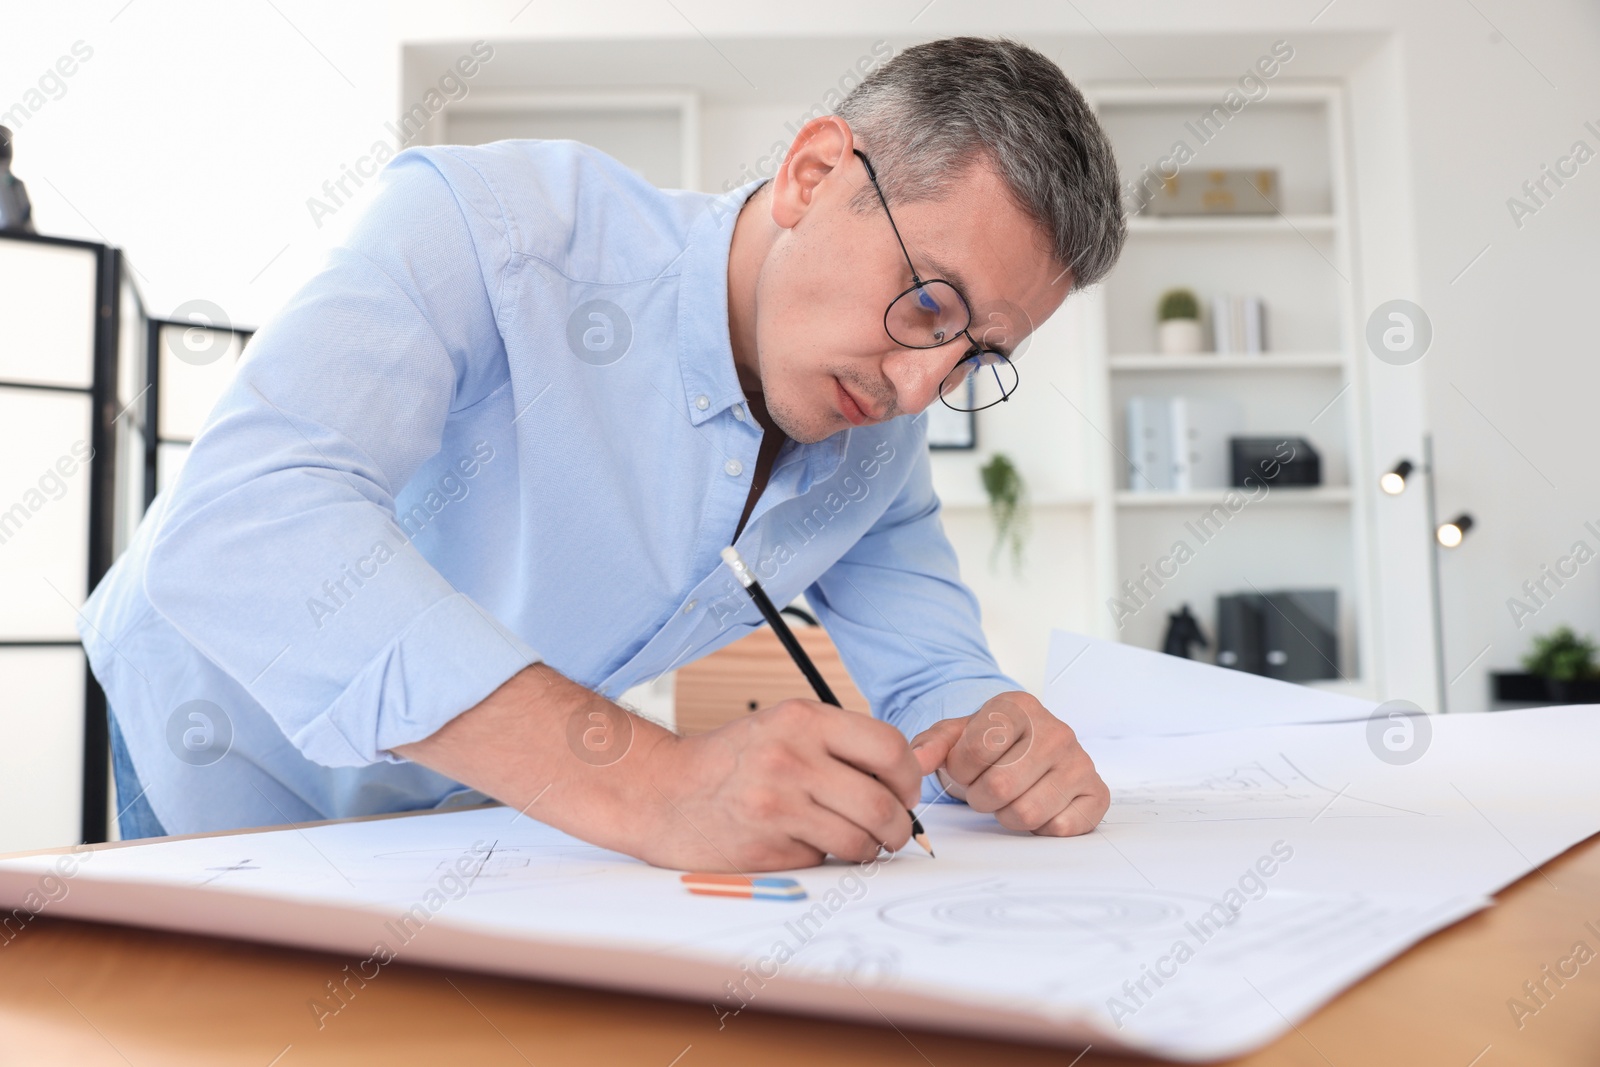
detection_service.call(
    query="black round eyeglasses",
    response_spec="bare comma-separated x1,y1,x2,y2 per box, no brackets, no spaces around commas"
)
854,148,1020,413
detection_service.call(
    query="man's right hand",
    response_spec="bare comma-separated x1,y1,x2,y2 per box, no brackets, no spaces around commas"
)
639,698,924,871
393,665,924,873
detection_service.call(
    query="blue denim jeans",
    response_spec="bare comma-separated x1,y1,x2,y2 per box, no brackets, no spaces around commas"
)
109,712,168,839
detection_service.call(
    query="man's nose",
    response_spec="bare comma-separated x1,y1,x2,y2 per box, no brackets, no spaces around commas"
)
882,343,957,415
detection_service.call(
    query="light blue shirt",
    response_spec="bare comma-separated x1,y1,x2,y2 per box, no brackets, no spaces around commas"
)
79,140,1022,836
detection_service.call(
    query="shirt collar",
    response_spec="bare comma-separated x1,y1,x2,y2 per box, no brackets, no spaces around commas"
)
677,177,767,427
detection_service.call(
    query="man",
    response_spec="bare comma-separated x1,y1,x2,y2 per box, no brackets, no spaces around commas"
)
80,36,1126,871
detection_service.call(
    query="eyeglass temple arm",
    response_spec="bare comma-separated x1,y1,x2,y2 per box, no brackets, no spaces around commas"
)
852,149,923,286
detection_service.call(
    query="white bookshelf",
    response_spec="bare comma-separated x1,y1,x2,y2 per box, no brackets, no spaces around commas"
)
1109,353,1344,372
1115,486,1353,509
1081,84,1378,696
1126,214,1338,235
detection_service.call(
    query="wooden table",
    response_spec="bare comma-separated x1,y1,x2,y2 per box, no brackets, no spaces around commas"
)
2,825,1597,1066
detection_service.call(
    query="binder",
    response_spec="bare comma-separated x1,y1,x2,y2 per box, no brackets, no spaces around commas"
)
1216,590,1339,682
1126,396,1172,491
1169,397,1242,491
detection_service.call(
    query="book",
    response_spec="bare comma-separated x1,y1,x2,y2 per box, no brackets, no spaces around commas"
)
1209,294,1267,354
1211,295,1233,354
1241,295,1266,353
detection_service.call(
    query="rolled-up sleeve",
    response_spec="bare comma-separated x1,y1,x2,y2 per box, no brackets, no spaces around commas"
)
805,427,1024,800
142,148,540,767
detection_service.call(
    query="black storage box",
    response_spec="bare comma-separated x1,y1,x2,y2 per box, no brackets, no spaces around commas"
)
1229,437,1321,489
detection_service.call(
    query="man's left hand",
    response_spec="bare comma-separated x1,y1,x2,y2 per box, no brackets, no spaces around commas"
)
909,691,1109,836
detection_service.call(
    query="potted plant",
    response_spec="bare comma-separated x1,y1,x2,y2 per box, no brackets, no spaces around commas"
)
980,452,1029,575
1157,288,1203,355
1521,626,1600,704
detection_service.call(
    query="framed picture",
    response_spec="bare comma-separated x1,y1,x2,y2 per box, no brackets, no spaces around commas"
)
925,379,977,450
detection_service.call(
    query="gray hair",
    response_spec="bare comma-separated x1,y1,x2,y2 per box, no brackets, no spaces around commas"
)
835,37,1125,291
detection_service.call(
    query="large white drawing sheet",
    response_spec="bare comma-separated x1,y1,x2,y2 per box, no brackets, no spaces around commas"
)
3,649,1598,1059
1041,629,1375,739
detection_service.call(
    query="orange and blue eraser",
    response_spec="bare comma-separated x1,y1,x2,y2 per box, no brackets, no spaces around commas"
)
680,872,807,901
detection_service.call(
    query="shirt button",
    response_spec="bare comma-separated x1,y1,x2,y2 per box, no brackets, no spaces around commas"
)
695,395,710,410
724,459,744,477
683,599,697,614
732,404,746,422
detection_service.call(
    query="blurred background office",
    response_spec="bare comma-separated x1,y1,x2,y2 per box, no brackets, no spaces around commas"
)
2,0,1597,853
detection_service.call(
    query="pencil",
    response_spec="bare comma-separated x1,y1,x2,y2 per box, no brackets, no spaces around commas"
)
720,546,935,858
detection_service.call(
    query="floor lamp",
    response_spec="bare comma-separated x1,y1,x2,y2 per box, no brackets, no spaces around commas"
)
1381,434,1473,714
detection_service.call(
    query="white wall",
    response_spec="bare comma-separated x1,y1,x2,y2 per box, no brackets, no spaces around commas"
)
5,0,1596,712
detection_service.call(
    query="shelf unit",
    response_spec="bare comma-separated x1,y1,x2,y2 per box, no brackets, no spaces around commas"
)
1115,486,1353,508
1109,353,1345,372
1080,83,1378,696
1126,214,1338,235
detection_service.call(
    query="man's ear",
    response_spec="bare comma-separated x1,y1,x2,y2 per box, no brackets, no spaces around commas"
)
769,115,856,230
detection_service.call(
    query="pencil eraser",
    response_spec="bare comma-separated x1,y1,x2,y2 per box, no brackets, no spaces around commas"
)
681,872,807,901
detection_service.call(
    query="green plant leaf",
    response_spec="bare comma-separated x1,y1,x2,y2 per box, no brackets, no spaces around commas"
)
979,452,1029,575
1158,288,1200,322
1521,625,1600,681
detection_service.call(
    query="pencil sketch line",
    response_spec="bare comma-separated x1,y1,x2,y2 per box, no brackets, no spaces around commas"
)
468,839,499,888
247,782,358,889
1277,753,1433,817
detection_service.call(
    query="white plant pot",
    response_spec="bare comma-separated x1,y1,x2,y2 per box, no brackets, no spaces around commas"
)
1158,318,1204,355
